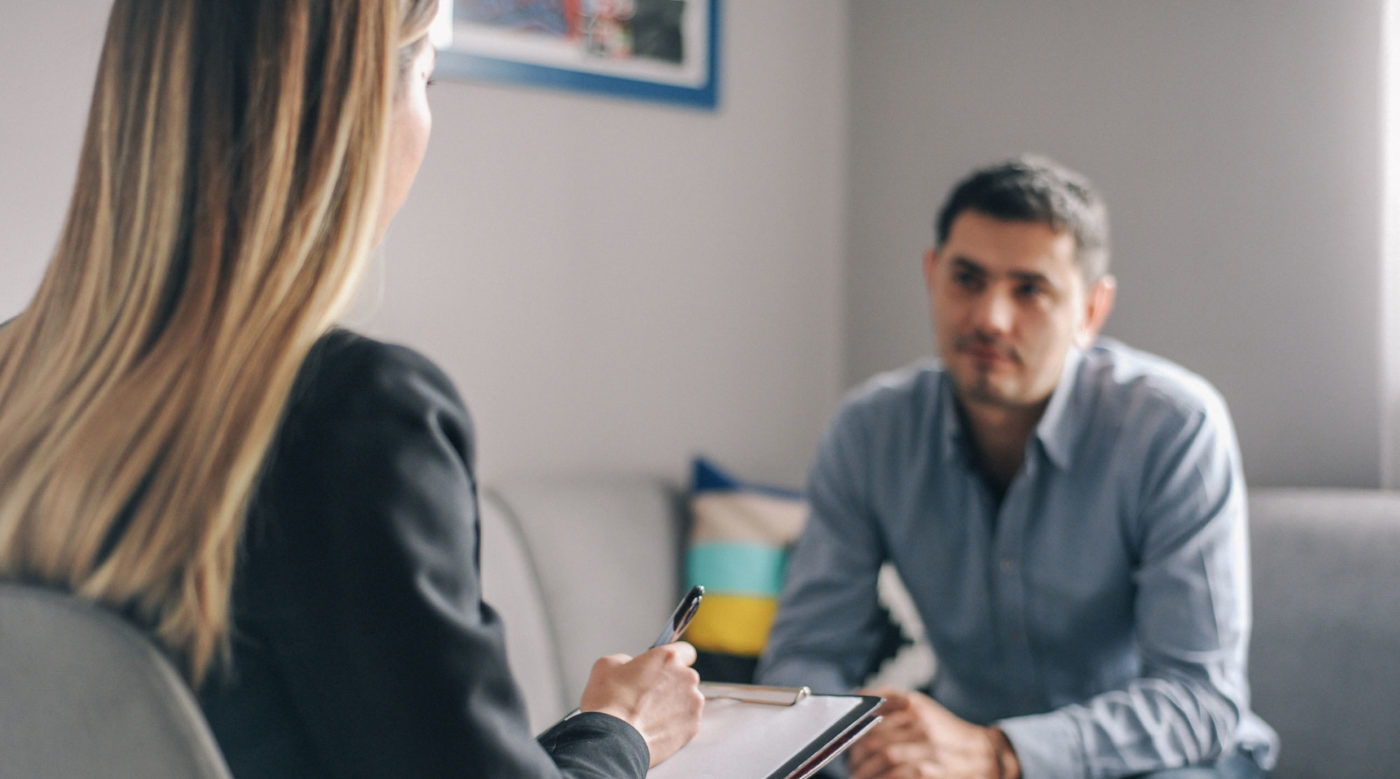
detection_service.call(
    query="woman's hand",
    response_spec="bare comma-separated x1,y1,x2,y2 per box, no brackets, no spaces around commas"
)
578,641,705,767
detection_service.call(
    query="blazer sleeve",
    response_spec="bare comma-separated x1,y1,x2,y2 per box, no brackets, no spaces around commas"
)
241,331,648,778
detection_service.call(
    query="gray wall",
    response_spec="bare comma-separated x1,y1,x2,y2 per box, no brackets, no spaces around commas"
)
2,1,1392,489
352,1,848,486
845,0,1386,488
0,0,849,488
0,2,108,320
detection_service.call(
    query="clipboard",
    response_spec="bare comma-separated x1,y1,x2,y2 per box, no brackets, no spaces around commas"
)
648,684,883,779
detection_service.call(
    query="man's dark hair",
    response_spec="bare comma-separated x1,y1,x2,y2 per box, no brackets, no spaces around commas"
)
935,155,1110,283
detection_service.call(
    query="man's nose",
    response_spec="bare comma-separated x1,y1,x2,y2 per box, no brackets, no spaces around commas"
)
971,289,1014,335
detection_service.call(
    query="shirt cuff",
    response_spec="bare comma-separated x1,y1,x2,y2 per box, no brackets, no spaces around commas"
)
996,710,1087,779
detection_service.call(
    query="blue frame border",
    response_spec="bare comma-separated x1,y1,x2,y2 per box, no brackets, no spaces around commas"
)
437,0,721,110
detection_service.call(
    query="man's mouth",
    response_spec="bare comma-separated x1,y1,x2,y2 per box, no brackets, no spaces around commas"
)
956,336,1015,365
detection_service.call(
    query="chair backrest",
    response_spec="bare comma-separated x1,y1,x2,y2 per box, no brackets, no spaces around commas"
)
1247,488,1400,779
0,582,231,779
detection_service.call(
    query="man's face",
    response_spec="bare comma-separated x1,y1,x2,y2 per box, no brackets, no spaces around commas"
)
925,210,1113,412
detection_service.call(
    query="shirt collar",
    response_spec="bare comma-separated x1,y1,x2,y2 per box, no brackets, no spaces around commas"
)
937,371,970,467
936,346,1086,471
1033,346,1085,470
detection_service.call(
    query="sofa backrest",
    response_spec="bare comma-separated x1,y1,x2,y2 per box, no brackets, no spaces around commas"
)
479,475,686,734
480,477,1400,774
1247,487,1400,778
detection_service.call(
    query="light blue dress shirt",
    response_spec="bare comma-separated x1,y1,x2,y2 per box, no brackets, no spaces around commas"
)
756,339,1278,778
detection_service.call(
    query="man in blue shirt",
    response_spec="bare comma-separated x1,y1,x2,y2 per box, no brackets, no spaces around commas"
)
756,157,1277,779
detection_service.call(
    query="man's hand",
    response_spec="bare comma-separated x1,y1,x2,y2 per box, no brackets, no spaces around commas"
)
848,687,1021,779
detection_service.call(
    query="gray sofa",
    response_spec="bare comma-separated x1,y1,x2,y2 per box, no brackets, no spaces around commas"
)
480,477,1400,779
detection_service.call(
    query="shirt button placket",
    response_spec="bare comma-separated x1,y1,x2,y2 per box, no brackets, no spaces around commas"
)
995,467,1037,711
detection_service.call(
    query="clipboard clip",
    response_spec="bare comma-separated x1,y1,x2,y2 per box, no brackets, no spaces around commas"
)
698,682,811,706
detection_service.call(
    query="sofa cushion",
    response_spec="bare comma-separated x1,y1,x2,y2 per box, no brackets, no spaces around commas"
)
682,457,935,689
1247,488,1400,778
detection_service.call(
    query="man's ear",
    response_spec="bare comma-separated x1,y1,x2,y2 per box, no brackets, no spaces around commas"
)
923,247,939,289
1076,274,1116,348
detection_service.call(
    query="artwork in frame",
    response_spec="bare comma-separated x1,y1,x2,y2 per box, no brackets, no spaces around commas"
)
431,0,721,110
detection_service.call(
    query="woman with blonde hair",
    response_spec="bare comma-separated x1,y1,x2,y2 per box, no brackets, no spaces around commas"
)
0,1,701,775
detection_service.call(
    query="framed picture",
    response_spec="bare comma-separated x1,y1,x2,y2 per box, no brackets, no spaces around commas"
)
432,0,721,110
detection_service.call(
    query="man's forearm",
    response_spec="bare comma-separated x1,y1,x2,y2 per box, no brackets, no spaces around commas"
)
996,671,1242,778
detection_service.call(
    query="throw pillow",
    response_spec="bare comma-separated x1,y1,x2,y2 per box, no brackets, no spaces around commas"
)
682,456,933,687
683,456,807,682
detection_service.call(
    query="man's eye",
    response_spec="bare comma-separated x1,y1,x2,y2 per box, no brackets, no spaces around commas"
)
1016,283,1043,299
954,272,980,289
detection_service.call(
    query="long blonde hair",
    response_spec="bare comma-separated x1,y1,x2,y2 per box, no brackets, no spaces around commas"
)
0,0,439,682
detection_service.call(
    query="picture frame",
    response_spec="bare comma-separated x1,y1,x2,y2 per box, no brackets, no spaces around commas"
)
433,1,721,110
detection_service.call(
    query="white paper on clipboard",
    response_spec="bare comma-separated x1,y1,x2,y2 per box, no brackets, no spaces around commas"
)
647,693,881,779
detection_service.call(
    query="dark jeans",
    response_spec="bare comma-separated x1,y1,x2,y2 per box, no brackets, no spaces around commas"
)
1132,749,1269,779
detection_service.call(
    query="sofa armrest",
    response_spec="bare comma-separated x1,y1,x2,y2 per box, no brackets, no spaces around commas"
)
1248,487,1400,778
479,489,570,733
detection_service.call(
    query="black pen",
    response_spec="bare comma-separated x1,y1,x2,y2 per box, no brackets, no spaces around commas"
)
561,585,705,722
651,584,704,649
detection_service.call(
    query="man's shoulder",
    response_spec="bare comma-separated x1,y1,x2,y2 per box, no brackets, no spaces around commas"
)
843,359,946,411
818,361,952,460
1081,338,1230,423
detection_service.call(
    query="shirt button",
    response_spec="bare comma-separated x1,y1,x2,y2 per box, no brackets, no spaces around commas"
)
1000,558,1018,574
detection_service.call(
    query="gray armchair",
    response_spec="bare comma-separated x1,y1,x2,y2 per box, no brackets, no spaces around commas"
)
0,582,231,779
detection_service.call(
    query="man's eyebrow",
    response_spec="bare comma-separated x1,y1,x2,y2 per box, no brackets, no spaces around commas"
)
949,257,988,275
950,258,1056,288
1008,269,1051,285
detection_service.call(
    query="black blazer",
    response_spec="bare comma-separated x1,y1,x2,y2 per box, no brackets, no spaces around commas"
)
199,330,647,777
